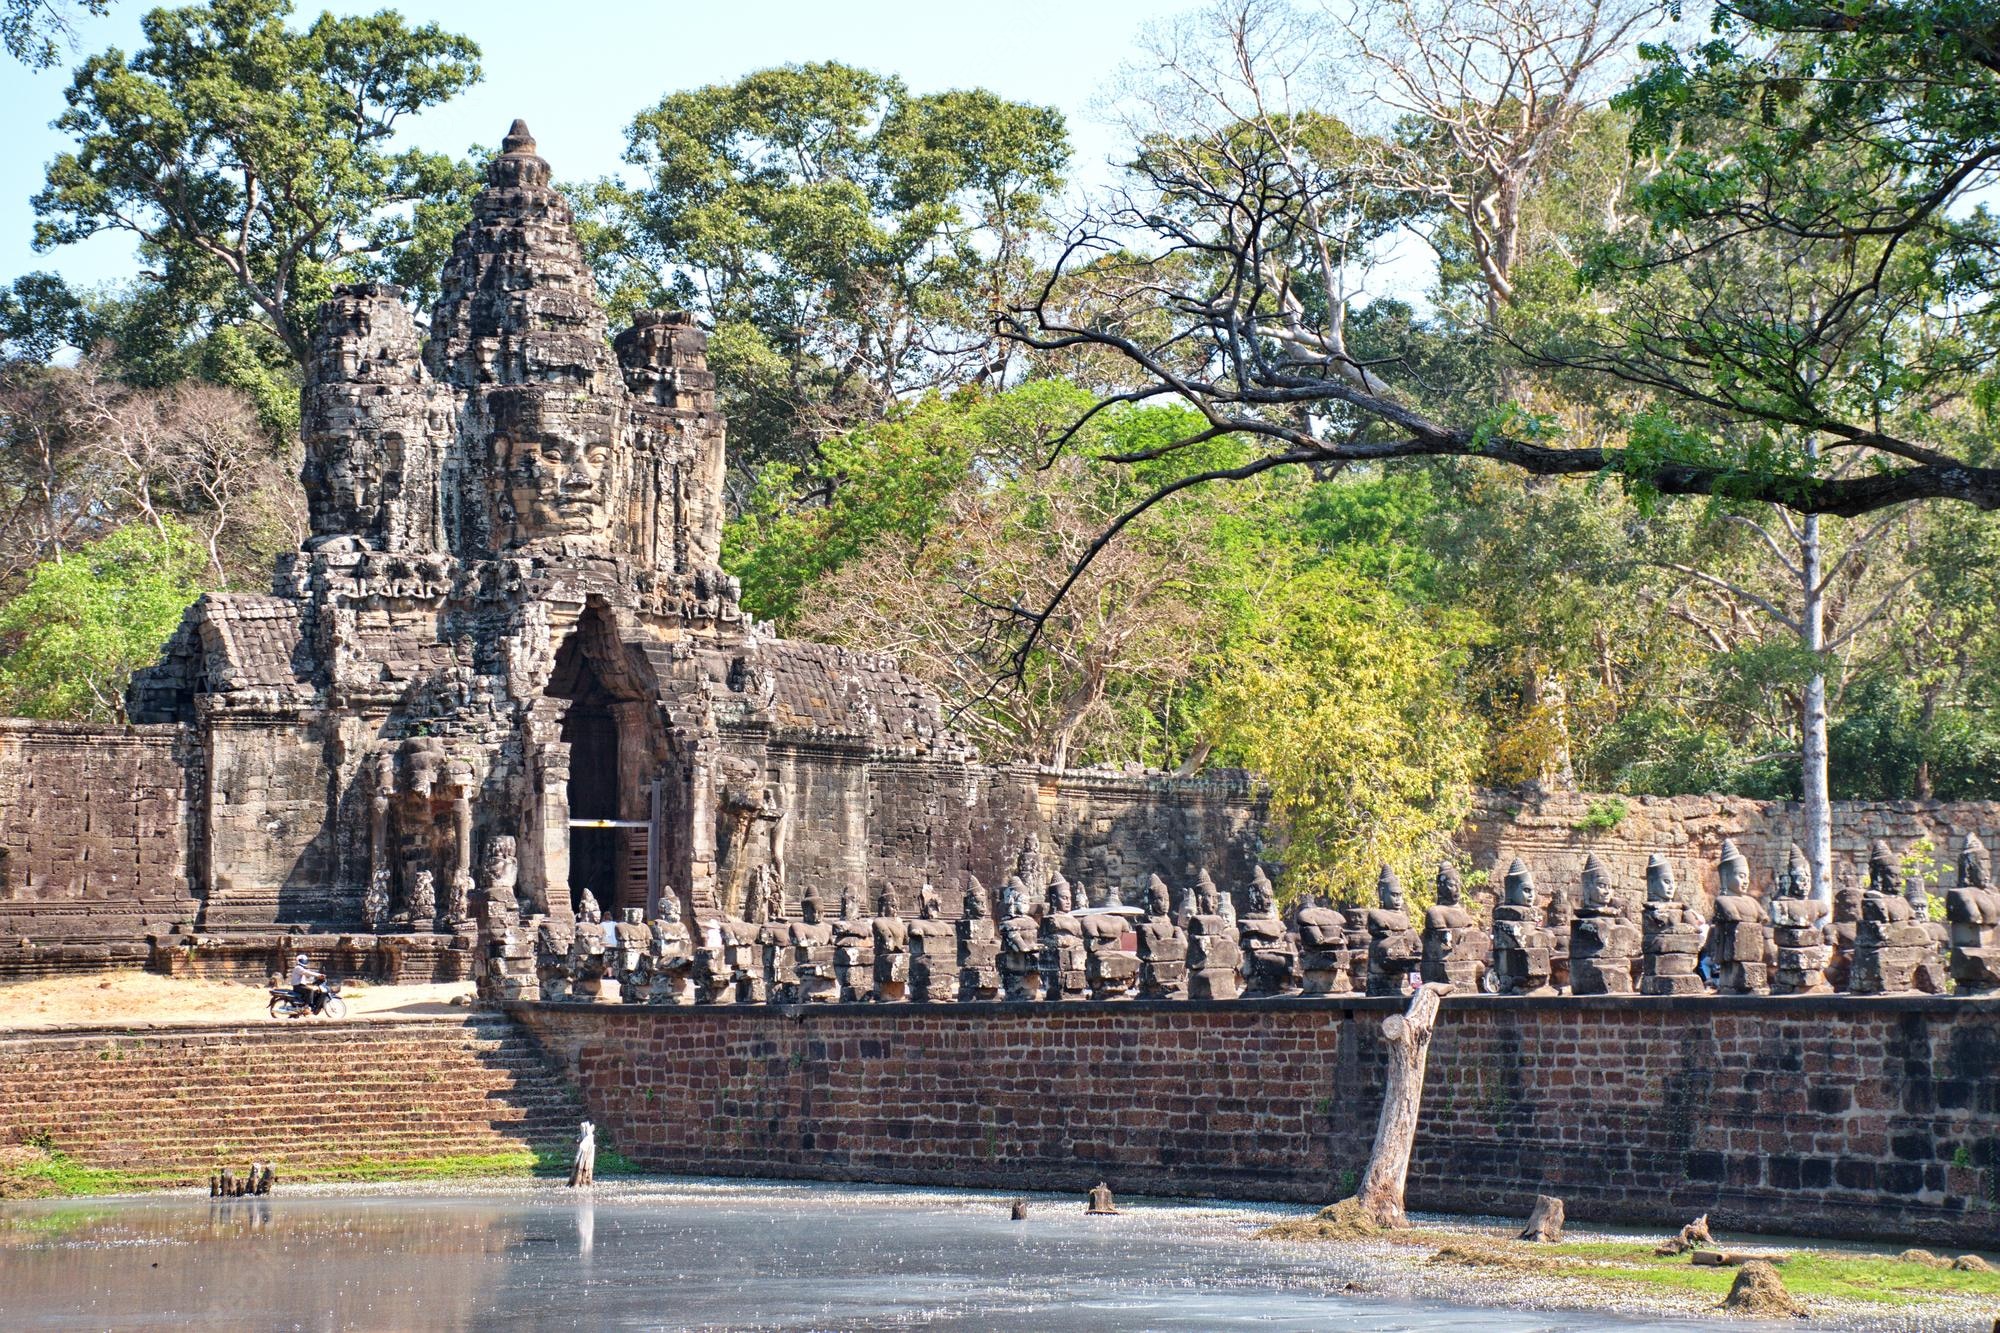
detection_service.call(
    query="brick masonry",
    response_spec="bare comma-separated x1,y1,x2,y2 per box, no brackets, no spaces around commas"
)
0,1017,581,1185
513,996,2000,1247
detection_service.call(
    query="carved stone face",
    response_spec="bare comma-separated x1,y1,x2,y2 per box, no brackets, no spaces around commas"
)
1146,876,1170,917
489,394,620,547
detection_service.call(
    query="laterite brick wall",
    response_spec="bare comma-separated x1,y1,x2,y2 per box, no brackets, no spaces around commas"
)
0,1018,581,1185
514,995,2000,1247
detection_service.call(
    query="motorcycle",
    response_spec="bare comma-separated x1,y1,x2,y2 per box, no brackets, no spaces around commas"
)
268,979,347,1020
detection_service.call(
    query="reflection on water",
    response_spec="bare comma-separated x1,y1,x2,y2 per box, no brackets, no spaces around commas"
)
0,1179,1744,1331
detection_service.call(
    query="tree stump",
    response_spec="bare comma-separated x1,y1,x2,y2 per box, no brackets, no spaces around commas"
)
568,1119,596,1187
1518,1194,1564,1242
1353,982,1449,1229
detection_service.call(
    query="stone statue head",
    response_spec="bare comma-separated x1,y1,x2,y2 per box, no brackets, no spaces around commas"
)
1145,873,1171,918
1376,865,1405,912
481,835,519,898
1435,862,1462,908
659,889,683,925
875,884,899,918
1904,872,1931,915
1195,868,1221,917
577,888,601,924
798,890,821,926
1001,875,1030,919
919,883,941,920
1014,835,1044,891
1503,857,1535,908
962,874,989,921
1777,843,1810,899
839,886,864,922
487,390,621,548
1961,832,1990,890
1543,880,1571,926
1645,853,1676,904
1717,839,1750,896
1249,865,1277,916
1579,853,1613,912
1868,838,1899,895
1047,871,1073,915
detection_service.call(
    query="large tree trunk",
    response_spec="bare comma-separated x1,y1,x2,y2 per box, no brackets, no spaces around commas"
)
1354,982,1449,1228
1800,508,1833,902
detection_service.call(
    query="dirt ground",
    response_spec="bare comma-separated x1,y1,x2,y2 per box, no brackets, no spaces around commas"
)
0,972,476,1029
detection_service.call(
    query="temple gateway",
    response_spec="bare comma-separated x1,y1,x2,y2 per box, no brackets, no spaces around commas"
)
6,121,1256,977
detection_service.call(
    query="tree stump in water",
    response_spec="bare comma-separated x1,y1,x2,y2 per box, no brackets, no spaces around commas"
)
568,1120,596,1187
1518,1194,1564,1242
1352,982,1449,1229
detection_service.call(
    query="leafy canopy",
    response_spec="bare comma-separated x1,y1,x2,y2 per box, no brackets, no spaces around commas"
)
33,0,482,361
0,519,207,721
583,62,1068,469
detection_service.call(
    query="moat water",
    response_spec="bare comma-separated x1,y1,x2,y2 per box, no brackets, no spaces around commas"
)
0,1178,1769,1331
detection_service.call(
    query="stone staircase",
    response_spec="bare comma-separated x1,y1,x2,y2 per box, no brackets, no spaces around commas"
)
0,1016,585,1187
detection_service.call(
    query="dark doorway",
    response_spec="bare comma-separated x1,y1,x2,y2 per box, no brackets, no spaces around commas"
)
561,674,620,914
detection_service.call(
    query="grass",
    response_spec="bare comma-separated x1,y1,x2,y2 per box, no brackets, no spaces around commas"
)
0,1142,643,1198
1445,1236,2000,1309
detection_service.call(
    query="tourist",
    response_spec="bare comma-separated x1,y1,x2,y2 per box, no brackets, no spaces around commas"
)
289,953,326,1014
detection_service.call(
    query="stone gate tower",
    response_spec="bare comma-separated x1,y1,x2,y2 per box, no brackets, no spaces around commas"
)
110,122,1261,975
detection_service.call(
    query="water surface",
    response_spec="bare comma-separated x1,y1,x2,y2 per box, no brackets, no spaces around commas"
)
0,1178,1761,1331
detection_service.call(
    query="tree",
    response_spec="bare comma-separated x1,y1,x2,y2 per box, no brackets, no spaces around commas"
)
32,0,482,363
3,0,109,68
1204,564,1480,903
1005,0,2000,522
583,62,1068,470
0,519,206,721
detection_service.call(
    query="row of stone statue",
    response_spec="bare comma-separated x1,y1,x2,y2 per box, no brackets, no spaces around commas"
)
479,832,2000,1005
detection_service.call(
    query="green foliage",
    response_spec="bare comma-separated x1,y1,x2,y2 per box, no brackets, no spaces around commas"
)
586,61,1067,468
0,520,207,720
3,0,111,68
32,0,483,360
1206,566,1481,904
1572,796,1629,834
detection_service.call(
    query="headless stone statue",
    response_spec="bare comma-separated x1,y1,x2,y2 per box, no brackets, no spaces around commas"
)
1238,866,1300,996
476,836,538,1002
1297,893,1353,995
1708,839,1772,994
1569,853,1641,995
1639,854,1705,996
1948,832,2000,993
757,871,796,1002
1137,874,1190,999
1906,872,1950,994
956,875,1002,1002
534,918,573,1002
1543,878,1574,993
1421,862,1486,991
1769,843,1832,994
1491,859,1555,995
407,869,438,929
908,883,957,1003
1364,866,1421,996
1081,900,1139,1001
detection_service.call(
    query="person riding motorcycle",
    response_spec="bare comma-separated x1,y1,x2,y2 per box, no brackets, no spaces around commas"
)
289,953,326,1014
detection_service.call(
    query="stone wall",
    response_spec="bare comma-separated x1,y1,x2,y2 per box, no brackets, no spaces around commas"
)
0,720,193,973
0,1017,581,1185
1465,791,2000,905
514,995,2000,1247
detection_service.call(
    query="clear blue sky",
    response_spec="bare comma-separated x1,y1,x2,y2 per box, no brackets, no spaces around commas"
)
0,0,1172,291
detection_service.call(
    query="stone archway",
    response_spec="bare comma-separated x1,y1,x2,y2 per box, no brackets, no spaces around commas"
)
543,603,662,916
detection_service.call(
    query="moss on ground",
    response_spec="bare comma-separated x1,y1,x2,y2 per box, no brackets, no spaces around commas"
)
1260,1215,2000,1312
0,1142,640,1199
